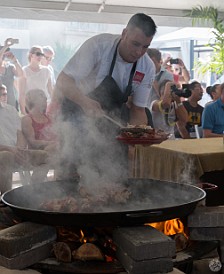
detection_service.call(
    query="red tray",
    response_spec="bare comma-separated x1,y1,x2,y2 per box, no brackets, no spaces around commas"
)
116,135,167,145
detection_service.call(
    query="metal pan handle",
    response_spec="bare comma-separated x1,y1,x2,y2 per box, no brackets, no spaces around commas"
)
126,211,163,218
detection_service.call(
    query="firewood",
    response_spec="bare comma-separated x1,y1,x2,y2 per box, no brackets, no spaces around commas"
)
53,242,72,262
72,243,104,261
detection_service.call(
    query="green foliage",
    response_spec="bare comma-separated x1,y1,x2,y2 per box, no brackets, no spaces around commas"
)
189,5,224,76
53,41,80,78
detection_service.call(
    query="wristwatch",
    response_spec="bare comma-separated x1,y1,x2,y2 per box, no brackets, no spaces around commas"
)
177,102,183,107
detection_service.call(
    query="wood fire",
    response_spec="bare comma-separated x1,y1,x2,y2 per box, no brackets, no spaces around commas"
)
54,227,116,263
146,218,189,252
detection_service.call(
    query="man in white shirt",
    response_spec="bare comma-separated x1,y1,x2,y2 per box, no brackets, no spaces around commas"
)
55,13,157,180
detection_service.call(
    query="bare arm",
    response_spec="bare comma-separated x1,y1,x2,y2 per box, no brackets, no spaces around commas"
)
129,104,147,125
176,120,190,139
56,71,103,117
16,130,28,148
203,129,223,138
178,59,190,84
18,76,27,115
175,103,188,123
47,77,54,99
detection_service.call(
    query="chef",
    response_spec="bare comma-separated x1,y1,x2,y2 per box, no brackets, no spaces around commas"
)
54,13,157,181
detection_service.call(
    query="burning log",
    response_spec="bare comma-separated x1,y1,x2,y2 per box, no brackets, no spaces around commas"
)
72,243,104,261
53,242,72,263
173,233,188,252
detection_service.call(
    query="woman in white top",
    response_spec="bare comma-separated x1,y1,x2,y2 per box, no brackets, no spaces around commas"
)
18,45,53,114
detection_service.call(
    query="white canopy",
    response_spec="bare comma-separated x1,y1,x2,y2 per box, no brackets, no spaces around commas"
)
0,0,223,27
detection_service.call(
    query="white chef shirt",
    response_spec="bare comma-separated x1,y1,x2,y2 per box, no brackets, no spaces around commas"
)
63,33,155,108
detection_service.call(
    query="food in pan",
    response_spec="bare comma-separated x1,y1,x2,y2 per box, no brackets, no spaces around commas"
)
39,184,132,213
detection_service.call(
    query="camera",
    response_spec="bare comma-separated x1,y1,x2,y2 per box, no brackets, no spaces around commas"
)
170,58,179,65
171,84,191,98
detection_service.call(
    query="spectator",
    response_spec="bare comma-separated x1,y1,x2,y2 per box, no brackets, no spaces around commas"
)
0,85,48,194
18,45,53,114
21,89,59,180
146,48,174,126
21,89,58,152
149,79,188,138
176,81,204,138
204,84,221,106
202,83,224,137
0,38,24,110
163,56,190,86
41,45,56,87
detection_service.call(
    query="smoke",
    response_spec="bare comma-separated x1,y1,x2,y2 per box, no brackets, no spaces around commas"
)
49,110,128,193
177,153,199,185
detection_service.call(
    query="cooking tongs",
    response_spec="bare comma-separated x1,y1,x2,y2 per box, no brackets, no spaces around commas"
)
102,114,123,128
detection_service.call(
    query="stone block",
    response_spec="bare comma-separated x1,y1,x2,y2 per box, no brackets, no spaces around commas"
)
0,222,56,269
113,226,175,261
116,246,173,274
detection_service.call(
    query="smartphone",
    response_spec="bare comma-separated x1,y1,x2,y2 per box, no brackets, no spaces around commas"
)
12,39,19,44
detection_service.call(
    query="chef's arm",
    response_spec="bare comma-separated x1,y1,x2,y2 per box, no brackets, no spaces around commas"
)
56,71,103,117
129,104,147,125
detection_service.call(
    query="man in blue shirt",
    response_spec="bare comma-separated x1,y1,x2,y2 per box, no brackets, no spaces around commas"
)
202,83,224,137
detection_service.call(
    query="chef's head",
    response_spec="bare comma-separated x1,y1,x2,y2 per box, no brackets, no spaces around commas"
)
119,13,157,63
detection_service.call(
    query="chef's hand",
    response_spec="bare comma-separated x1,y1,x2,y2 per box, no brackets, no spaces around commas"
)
82,97,104,118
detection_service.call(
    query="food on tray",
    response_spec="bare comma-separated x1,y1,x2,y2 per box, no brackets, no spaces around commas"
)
119,124,169,139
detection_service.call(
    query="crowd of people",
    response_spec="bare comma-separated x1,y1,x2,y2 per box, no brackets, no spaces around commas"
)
0,12,224,198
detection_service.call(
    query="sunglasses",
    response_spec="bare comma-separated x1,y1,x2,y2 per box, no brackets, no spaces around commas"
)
33,52,44,57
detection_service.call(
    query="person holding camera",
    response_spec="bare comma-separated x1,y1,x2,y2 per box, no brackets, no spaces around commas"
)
0,38,24,111
149,79,188,139
147,48,174,115
163,56,190,86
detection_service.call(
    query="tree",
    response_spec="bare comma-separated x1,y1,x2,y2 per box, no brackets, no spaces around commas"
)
189,6,224,76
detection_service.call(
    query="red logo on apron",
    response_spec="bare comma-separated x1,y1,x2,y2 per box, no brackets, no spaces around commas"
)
133,71,145,83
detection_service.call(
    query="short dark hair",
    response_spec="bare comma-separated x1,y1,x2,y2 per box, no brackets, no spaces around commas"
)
147,48,161,62
207,84,220,99
189,81,200,90
127,13,157,37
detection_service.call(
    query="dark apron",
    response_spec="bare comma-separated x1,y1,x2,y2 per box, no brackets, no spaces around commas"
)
60,42,136,180
61,41,136,125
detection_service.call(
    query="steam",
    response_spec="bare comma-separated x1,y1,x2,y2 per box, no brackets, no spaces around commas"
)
49,111,128,192
177,153,199,185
